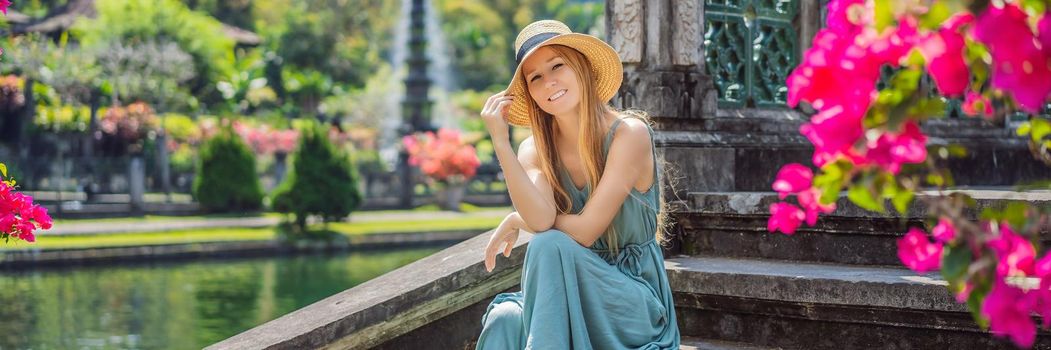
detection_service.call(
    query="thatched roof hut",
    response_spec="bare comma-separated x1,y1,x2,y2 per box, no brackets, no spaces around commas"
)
2,0,260,46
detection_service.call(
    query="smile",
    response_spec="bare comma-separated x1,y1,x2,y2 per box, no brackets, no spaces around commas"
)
548,89,567,102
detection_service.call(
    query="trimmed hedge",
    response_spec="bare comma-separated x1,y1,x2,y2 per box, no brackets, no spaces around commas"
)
271,123,362,231
193,126,264,211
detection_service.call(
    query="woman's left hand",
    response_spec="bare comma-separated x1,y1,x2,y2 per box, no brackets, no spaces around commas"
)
484,212,523,273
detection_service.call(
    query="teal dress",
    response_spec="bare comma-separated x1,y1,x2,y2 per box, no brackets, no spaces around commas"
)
476,119,680,349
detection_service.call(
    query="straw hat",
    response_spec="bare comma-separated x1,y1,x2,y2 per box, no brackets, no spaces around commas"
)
505,20,624,127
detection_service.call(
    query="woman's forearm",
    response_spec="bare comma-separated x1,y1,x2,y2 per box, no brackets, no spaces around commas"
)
494,141,555,231
553,213,603,247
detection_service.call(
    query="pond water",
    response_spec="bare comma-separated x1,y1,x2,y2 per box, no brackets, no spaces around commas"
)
0,246,444,349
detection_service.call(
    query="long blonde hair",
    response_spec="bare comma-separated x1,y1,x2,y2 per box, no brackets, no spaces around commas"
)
522,45,669,254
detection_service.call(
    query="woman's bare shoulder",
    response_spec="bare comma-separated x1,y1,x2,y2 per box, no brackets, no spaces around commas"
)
612,117,653,148
517,136,540,167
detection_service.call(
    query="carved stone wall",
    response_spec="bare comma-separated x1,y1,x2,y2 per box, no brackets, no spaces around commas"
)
607,0,714,121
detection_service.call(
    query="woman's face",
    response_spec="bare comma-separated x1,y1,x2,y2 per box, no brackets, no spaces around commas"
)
522,46,581,117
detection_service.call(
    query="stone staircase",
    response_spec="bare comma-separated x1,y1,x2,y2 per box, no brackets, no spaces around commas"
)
207,190,1051,350
668,191,1051,349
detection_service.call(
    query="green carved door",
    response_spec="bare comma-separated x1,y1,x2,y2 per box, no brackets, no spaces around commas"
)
705,0,799,108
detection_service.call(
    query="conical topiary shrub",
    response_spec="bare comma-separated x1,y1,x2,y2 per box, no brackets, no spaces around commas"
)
193,126,264,212
270,123,362,232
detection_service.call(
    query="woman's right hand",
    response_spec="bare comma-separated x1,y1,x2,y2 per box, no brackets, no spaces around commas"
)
480,90,514,147
484,212,523,273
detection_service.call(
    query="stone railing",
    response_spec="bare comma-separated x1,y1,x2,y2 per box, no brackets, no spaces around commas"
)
206,231,530,350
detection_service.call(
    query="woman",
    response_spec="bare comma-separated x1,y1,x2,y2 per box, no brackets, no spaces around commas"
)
475,20,681,349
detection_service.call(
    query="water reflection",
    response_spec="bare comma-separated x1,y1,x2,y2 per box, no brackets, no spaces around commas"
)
0,247,442,349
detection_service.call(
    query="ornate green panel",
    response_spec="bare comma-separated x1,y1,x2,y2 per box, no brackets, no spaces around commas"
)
705,14,749,104
705,0,799,108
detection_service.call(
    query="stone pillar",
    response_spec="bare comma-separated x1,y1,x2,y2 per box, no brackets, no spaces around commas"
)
398,0,435,209
606,0,816,196
607,0,714,121
129,156,145,214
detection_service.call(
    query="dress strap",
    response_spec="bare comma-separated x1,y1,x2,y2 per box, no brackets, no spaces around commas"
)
602,118,625,151
645,122,660,186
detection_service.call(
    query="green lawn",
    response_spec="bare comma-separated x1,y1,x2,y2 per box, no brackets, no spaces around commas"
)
6,215,503,251
52,212,283,226
51,204,508,226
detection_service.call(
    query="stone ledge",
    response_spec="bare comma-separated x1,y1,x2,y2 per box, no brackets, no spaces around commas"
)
665,255,962,312
686,190,1051,219
0,230,484,268
681,337,779,350
207,231,531,350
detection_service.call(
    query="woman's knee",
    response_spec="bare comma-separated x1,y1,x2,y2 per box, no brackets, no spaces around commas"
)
481,301,523,331
528,229,576,254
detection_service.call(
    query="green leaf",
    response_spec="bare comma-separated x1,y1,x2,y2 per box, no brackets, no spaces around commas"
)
1003,202,1029,230
892,69,923,94
906,49,926,67
815,161,852,204
947,144,968,158
874,0,895,32
1017,122,1032,136
966,279,992,329
880,175,900,198
864,108,888,129
980,207,1002,221
941,244,973,283
892,190,914,215
1021,0,1047,14
1031,118,1051,142
909,97,947,121
0,163,6,178
920,1,953,30
848,183,885,212
927,173,945,187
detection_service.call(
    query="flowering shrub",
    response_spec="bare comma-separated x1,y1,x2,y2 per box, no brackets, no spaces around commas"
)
0,75,25,112
0,163,52,243
402,128,481,184
769,0,1051,347
98,101,159,155
231,121,299,156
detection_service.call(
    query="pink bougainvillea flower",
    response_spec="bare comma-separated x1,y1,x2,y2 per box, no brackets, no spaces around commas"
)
1030,253,1051,328
800,105,866,167
931,217,956,243
0,213,16,234
1039,12,1051,55
787,30,880,114
974,4,1051,113
897,227,943,272
0,0,10,15
921,20,970,96
32,206,53,230
768,202,806,235
982,281,1036,348
825,0,866,36
865,121,928,174
772,163,814,199
868,17,922,68
987,222,1035,278
796,187,836,226
962,91,994,117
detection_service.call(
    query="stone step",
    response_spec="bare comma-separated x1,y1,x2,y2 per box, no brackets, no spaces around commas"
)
666,255,1051,349
682,337,780,350
676,191,1051,266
